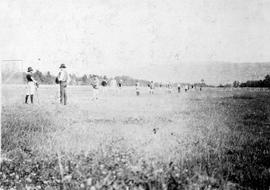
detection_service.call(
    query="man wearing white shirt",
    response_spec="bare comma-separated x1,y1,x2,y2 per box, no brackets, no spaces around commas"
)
110,78,117,95
110,78,117,88
58,64,68,105
92,76,99,100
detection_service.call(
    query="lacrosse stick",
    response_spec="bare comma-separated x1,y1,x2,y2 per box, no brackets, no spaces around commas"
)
35,84,40,104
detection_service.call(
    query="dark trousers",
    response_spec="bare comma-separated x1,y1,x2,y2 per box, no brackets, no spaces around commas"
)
60,82,67,105
25,95,34,104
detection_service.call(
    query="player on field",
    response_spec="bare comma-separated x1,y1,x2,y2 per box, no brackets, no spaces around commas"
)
177,83,181,93
149,81,154,94
184,85,189,92
110,78,118,95
168,82,172,93
136,81,140,96
92,76,99,100
57,64,69,105
25,67,38,104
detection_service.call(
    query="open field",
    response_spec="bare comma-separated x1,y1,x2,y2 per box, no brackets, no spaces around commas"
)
1,85,270,189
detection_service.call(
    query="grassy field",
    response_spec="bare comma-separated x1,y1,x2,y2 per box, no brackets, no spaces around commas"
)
1,85,270,189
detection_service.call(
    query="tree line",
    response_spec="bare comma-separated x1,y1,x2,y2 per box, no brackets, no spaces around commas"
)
26,70,152,86
2,70,158,87
4,70,269,88
232,75,270,88
1,69,209,87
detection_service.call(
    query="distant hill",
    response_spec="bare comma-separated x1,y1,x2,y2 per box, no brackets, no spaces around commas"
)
139,62,270,85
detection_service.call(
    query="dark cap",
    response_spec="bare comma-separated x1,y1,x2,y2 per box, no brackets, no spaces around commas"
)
27,67,33,72
59,64,66,68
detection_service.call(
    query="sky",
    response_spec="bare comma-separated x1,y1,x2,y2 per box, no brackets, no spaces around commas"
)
1,0,270,84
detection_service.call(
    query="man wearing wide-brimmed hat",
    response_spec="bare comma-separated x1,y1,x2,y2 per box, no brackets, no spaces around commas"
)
25,67,38,104
58,64,68,105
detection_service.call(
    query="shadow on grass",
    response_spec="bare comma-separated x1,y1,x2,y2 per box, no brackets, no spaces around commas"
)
222,101,270,189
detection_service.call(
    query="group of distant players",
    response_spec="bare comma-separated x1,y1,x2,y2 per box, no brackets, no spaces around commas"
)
24,64,127,104
135,81,202,96
135,81,154,96
85,77,125,100
24,64,202,105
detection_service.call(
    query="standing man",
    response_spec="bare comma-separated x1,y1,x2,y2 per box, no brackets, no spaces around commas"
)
184,85,188,92
177,83,181,93
149,81,154,94
58,64,68,105
25,67,38,104
168,82,172,93
136,81,140,96
92,76,99,100
118,79,123,89
200,79,204,91
110,78,117,88
110,77,117,95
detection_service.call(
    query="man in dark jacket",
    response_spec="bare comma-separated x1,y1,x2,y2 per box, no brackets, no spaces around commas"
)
58,64,68,105
25,67,38,104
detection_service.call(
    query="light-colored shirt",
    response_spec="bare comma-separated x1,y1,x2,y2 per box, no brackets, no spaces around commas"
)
92,78,99,89
111,79,117,87
59,69,68,82
150,82,154,89
136,82,140,90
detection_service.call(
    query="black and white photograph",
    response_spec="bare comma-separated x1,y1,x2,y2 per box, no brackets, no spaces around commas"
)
1,0,270,189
